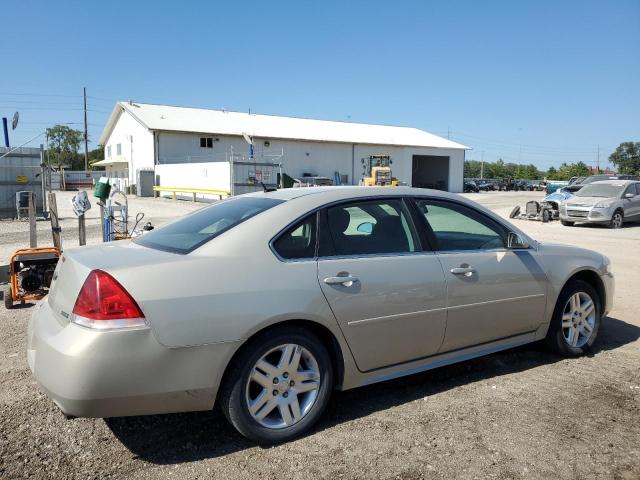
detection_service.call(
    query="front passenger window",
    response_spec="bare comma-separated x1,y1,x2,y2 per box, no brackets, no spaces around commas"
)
415,200,505,251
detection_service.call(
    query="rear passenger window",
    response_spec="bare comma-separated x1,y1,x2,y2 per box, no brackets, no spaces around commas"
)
325,199,416,256
272,214,317,260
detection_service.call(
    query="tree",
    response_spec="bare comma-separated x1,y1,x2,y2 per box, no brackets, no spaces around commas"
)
46,125,83,169
609,142,640,175
546,161,590,180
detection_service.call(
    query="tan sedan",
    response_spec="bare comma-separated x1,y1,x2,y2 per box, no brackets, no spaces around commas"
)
28,186,614,443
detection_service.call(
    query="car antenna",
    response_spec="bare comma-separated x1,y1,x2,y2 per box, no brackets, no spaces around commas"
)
261,182,277,193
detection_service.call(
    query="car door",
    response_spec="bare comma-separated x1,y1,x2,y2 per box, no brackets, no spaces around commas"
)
412,198,548,352
623,184,640,219
316,198,448,372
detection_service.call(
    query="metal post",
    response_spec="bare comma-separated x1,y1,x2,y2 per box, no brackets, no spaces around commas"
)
99,204,106,242
230,146,235,196
40,144,47,215
78,214,86,246
83,87,89,171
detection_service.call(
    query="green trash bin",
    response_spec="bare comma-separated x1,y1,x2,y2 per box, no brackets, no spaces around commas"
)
95,181,111,200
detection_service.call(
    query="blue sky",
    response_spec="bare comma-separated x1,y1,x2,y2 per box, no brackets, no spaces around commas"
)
1,0,638,170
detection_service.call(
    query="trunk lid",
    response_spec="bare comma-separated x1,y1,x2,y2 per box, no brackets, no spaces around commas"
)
47,240,180,324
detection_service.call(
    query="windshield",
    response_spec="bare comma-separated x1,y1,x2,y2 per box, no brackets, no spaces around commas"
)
134,197,284,253
575,184,624,198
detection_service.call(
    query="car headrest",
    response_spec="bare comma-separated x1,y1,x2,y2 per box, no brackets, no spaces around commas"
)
328,208,351,235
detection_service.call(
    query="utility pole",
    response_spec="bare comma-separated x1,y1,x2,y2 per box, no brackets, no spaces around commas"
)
596,144,600,173
83,87,89,170
447,126,450,140
480,151,485,179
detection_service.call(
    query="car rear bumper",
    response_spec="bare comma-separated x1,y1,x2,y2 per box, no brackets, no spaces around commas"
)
27,299,239,418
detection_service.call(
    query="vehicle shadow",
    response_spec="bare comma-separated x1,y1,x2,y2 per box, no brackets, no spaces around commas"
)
106,316,639,464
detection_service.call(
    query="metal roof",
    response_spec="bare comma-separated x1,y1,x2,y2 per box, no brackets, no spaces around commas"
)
92,158,128,166
99,102,468,150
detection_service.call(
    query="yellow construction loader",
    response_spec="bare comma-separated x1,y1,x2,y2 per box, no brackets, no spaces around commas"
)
361,155,399,187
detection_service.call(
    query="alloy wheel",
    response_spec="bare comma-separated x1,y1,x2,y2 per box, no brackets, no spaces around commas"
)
561,292,596,348
245,344,321,429
611,212,623,229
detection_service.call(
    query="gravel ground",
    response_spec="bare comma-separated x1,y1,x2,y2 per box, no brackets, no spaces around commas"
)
1,191,639,480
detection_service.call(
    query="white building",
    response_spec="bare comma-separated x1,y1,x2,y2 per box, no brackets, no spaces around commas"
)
98,102,468,196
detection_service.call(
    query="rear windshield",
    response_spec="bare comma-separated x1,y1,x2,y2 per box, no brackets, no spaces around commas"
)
135,197,284,253
575,184,624,198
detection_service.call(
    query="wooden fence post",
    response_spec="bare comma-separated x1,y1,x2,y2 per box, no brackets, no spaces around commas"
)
48,192,62,250
28,192,37,248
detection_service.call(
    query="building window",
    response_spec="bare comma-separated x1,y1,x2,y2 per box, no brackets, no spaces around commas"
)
116,143,122,156
200,137,213,148
107,145,111,158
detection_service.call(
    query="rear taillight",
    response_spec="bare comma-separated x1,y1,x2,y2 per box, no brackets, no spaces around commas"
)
71,270,147,330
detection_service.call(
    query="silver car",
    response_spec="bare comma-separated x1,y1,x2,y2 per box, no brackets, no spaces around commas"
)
560,180,640,228
28,187,614,444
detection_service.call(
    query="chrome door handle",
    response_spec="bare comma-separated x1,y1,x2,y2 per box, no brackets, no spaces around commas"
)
324,276,359,287
450,266,476,277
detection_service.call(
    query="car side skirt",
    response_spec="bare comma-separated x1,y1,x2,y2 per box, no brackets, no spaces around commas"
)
340,329,542,390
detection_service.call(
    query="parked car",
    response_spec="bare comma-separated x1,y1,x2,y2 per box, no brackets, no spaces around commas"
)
497,178,516,191
476,180,493,191
560,180,640,228
530,180,547,191
28,187,613,444
463,180,480,192
563,174,640,193
545,181,570,194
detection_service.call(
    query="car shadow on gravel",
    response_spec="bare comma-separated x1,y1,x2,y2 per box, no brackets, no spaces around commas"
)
106,316,639,464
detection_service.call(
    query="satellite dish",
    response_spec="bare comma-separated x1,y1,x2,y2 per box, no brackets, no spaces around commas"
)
12,111,19,130
242,132,253,145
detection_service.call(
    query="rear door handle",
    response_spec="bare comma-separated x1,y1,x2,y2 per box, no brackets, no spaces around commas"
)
450,266,476,277
324,276,359,287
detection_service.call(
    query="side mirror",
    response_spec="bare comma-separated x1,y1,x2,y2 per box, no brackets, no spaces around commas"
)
624,192,635,199
507,232,529,249
356,222,374,234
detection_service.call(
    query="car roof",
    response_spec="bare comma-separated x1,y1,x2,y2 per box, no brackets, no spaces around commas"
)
244,185,464,202
589,179,638,186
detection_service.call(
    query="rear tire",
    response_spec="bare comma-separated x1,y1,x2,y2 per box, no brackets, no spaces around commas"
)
561,220,574,226
509,206,520,218
4,285,13,310
219,326,333,445
545,279,601,356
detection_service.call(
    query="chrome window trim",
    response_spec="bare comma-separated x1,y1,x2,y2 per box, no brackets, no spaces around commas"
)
268,193,535,263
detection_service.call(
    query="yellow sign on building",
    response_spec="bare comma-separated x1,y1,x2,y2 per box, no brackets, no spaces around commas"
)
16,175,28,184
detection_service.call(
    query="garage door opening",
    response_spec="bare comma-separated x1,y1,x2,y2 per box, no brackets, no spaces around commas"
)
411,155,450,191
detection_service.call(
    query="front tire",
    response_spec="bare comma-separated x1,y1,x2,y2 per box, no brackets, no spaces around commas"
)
609,210,623,229
545,279,601,356
219,326,333,444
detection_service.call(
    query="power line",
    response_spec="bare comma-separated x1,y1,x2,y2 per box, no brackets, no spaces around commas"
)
451,131,606,154
0,99,84,106
0,91,81,98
